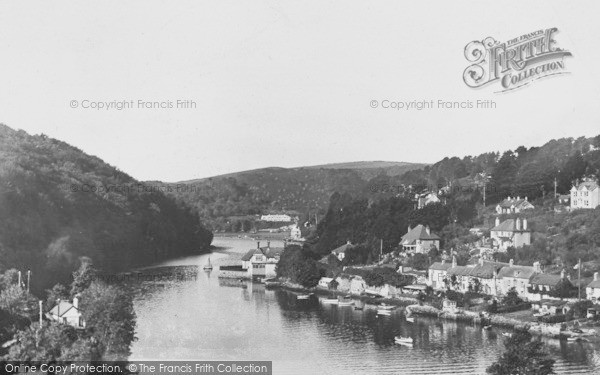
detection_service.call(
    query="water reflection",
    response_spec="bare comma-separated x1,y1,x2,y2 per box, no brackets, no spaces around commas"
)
128,237,600,374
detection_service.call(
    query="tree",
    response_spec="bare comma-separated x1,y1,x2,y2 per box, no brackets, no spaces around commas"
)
502,287,523,306
80,282,136,360
45,283,69,311
487,328,555,375
407,253,430,271
70,259,97,297
549,279,577,299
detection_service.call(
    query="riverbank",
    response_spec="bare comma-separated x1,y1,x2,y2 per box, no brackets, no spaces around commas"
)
405,304,566,338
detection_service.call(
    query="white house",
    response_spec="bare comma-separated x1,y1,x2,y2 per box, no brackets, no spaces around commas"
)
490,217,531,250
46,296,85,328
428,259,454,290
586,272,600,303
570,179,600,210
290,225,302,240
241,241,284,278
495,196,534,214
318,277,334,289
497,260,539,296
260,214,293,222
400,225,440,254
417,192,441,209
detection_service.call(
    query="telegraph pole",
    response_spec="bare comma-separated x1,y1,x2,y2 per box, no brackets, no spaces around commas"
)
380,239,383,262
578,258,581,301
27,269,31,293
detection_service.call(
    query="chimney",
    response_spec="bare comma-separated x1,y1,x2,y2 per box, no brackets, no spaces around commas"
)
408,225,412,233
257,241,260,249
533,261,541,273
523,219,528,230
594,272,599,281
57,299,61,317
267,241,270,249
517,196,520,201
516,218,521,231
425,225,431,235
73,295,79,309
452,256,457,268
525,196,528,201
509,259,514,267
560,269,566,279
346,239,351,245
495,217,500,227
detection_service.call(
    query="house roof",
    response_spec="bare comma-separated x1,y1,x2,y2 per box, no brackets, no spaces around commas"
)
529,273,564,287
446,261,508,279
331,243,354,255
498,265,537,279
491,219,530,233
241,246,284,261
572,180,599,191
587,279,600,289
400,224,440,246
428,261,450,271
497,197,534,209
48,301,77,317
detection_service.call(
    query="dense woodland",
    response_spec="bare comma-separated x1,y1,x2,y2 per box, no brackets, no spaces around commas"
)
0,124,213,294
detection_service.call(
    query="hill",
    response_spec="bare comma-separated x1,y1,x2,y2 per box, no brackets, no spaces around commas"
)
0,124,213,293
156,162,427,231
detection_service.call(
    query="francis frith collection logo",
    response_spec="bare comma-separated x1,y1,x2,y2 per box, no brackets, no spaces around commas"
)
463,28,572,92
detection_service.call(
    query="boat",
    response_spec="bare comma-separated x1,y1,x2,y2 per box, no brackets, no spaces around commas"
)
322,298,339,304
406,317,415,323
567,336,588,342
377,309,392,315
483,325,492,330
337,296,354,306
203,257,213,271
379,303,395,310
297,293,313,300
501,332,512,338
394,336,414,345
354,306,364,310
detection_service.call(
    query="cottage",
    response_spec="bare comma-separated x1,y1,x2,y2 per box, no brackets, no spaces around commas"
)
446,259,508,295
586,272,600,303
330,241,354,261
428,259,454,290
495,196,534,214
417,192,441,209
497,261,540,296
400,225,440,254
528,270,570,301
318,277,334,289
490,217,531,250
570,178,600,210
46,296,85,328
531,299,568,315
443,299,458,313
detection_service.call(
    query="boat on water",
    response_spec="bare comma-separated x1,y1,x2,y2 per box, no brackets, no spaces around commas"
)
297,293,313,300
377,309,392,315
354,306,364,310
567,336,588,342
338,296,354,306
394,336,413,345
322,298,339,304
379,303,395,310
203,257,213,271
406,317,415,323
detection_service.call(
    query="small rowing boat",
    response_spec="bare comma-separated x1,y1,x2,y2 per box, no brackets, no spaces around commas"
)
395,336,413,345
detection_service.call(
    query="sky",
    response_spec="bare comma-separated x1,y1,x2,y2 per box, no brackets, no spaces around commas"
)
1,1,599,182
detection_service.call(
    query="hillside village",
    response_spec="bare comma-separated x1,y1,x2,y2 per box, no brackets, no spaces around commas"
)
227,175,600,334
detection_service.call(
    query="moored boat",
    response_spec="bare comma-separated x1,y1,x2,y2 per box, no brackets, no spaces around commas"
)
322,298,339,304
377,309,392,315
406,317,415,323
203,257,213,271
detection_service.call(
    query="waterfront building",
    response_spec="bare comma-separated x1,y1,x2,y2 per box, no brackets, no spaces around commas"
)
586,272,600,303
497,261,540,296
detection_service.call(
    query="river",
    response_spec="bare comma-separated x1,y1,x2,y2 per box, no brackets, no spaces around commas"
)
129,236,600,374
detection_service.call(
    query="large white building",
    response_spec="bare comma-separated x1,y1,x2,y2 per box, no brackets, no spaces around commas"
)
490,217,531,251
260,214,293,222
570,179,600,210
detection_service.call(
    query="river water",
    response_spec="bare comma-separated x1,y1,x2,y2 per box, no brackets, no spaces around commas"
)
129,237,600,374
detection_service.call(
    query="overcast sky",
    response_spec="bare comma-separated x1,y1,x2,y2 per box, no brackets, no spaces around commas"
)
1,1,599,182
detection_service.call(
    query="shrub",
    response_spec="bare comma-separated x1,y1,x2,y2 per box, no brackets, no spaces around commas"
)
538,314,567,324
